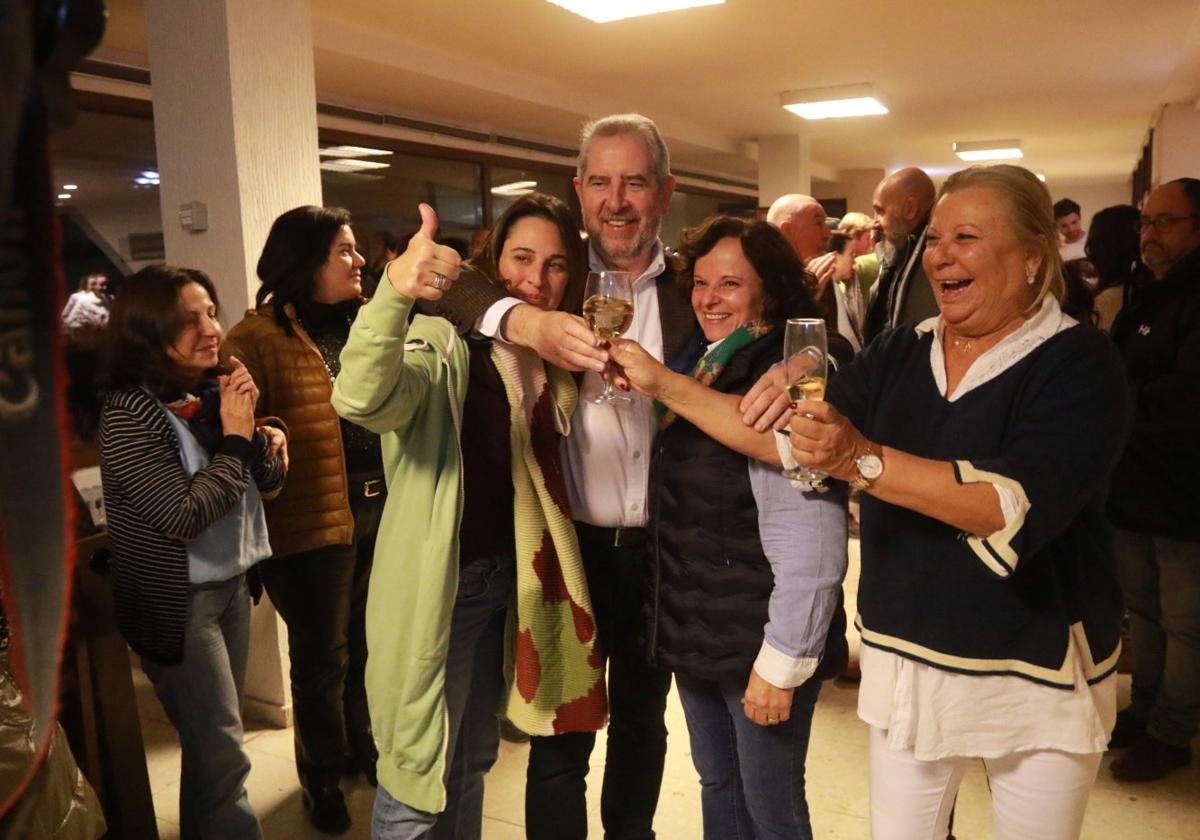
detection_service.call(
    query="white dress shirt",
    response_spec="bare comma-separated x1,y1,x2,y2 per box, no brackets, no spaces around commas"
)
475,242,669,528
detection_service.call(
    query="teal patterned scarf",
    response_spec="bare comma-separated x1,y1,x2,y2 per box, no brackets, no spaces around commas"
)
655,320,773,429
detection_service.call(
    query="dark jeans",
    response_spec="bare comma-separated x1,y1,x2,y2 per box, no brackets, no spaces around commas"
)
141,576,261,840
372,554,514,840
346,489,385,753
676,673,821,840
525,526,672,840
260,542,356,790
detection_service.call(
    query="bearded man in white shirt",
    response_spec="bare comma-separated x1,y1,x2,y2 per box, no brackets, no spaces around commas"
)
424,113,695,840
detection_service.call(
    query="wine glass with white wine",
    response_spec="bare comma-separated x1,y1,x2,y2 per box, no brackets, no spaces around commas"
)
781,317,828,482
582,270,634,404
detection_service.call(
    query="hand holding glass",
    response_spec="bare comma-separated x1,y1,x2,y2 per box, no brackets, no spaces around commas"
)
582,270,634,404
782,318,828,482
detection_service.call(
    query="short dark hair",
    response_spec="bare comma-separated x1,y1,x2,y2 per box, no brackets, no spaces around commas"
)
104,264,221,398
256,205,353,334
468,193,587,315
373,229,403,253
1053,198,1081,219
1167,177,1200,223
676,215,821,324
1084,204,1142,291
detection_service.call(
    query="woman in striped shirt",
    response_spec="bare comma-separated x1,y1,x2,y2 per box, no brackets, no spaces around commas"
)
98,265,286,840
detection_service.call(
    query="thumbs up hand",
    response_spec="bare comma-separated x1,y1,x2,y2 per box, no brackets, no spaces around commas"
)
385,203,463,301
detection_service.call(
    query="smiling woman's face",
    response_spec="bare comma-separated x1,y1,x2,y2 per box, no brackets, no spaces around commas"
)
690,236,766,343
167,282,222,377
923,186,1041,338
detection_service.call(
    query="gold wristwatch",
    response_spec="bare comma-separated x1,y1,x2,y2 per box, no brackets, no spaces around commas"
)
850,442,884,491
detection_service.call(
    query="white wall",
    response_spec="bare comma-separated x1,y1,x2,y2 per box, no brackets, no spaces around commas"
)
74,194,164,274
1046,180,1133,227
813,168,886,217
1152,101,1200,186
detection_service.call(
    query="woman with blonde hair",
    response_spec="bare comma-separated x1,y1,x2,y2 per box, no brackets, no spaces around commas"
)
786,164,1130,838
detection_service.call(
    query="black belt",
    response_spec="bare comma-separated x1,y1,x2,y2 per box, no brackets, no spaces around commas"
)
576,521,647,548
349,477,386,498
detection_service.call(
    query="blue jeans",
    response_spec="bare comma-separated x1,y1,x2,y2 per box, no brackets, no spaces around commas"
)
675,672,821,840
372,555,515,840
141,575,261,840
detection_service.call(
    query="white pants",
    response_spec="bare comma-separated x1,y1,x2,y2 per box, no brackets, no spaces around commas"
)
868,727,1102,840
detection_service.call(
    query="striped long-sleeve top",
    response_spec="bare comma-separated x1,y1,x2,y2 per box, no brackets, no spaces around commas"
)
98,387,285,665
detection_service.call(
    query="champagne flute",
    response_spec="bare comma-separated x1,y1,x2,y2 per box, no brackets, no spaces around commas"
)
781,318,828,482
582,270,634,404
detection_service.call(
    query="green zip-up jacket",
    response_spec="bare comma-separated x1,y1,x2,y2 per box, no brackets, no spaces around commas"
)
331,277,470,813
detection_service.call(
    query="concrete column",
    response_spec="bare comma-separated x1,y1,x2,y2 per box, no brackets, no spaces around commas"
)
758,134,813,207
145,0,322,315
145,0,323,727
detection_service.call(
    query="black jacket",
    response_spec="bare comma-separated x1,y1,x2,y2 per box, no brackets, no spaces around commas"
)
646,329,847,681
1108,247,1200,540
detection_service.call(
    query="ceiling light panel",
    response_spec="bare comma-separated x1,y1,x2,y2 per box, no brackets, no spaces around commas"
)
319,145,394,158
491,180,538,197
953,140,1023,161
319,159,391,172
547,0,723,24
781,84,888,120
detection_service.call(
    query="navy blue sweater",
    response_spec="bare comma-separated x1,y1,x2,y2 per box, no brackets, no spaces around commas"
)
828,321,1130,688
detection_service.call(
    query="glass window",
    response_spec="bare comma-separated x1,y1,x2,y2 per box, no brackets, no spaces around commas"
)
661,190,756,249
51,109,164,279
488,166,578,225
321,150,482,259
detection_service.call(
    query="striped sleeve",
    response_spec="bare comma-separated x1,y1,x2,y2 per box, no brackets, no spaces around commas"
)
99,396,254,543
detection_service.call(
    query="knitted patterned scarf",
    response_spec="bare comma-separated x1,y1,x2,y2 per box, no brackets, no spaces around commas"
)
655,319,774,430
490,342,607,735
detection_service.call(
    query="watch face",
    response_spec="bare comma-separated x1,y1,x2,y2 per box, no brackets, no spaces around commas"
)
858,453,884,480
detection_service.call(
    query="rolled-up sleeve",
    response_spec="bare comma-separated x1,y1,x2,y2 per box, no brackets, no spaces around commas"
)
951,334,1131,578
747,459,848,688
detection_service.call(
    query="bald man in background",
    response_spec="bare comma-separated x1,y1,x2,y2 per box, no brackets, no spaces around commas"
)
862,167,938,343
766,194,856,347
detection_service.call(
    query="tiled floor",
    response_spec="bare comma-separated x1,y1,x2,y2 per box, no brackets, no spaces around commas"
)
138,542,1200,838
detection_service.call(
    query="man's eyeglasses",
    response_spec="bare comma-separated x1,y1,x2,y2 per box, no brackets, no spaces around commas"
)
1136,214,1198,233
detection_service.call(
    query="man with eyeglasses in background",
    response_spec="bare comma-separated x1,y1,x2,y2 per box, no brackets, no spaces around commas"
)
1106,177,1200,782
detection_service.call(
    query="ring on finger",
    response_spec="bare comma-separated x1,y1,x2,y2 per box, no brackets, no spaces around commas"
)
431,273,448,290
767,716,779,723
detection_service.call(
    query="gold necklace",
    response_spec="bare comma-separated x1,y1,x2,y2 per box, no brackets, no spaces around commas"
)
949,335,975,353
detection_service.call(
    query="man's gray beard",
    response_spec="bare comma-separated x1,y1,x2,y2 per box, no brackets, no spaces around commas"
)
588,222,660,268
878,238,898,267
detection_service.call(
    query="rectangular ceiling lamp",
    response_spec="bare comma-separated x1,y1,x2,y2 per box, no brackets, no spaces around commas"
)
547,0,723,24
319,159,391,173
491,180,538,197
953,140,1023,161
319,145,394,158
780,84,888,120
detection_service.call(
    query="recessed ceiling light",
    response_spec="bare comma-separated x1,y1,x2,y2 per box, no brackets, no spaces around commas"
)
953,140,1023,161
57,193,71,199
62,184,78,191
547,0,723,24
319,159,391,173
781,84,889,120
491,180,538,197
319,145,394,158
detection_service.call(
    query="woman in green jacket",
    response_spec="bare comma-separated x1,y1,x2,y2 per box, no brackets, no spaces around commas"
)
332,195,605,840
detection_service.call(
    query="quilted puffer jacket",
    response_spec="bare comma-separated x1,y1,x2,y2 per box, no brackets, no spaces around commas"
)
225,304,354,557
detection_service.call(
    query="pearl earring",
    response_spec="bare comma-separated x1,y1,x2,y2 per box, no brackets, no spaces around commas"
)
1026,270,1036,285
